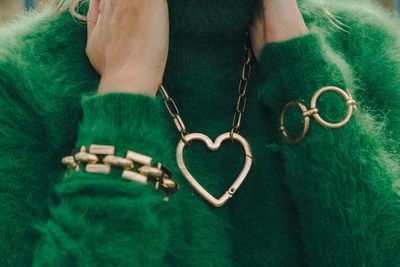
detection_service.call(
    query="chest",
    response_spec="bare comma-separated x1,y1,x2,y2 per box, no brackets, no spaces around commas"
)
35,33,300,265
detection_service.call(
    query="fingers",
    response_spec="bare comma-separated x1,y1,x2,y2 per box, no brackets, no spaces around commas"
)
87,0,100,38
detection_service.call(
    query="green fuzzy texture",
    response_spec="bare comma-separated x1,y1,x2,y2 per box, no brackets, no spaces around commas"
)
1,0,400,266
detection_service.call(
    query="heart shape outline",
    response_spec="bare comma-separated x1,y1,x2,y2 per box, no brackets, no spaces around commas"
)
176,132,253,207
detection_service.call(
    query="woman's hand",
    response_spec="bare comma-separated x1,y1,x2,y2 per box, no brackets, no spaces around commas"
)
86,0,169,97
249,0,309,61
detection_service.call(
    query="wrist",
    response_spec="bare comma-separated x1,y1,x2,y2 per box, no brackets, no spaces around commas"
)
263,1,308,43
265,22,308,43
98,68,163,97
257,34,346,112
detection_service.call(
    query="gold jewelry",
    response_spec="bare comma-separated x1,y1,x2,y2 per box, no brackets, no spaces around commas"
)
61,144,179,201
279,86,359,143
159,36,253,208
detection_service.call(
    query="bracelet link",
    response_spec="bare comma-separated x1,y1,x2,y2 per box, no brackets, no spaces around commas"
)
103,155,134,169
122,170,148,184
74,151,99,164
89,144,116,155
279,100,310,144
86,164,111,174
280,86,359,144
125,150,152,166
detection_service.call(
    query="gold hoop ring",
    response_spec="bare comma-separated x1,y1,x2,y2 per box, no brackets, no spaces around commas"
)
310,86,355,128
279,101,311,143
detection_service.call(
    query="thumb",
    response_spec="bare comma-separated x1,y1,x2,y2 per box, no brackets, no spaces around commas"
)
87,0,100,39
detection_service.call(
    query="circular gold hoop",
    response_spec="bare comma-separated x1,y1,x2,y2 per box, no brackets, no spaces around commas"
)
279,101,310,143
310,86,355,128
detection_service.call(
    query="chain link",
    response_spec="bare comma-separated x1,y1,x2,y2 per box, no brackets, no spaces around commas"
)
159,34,252,141
231,42,252,139
159,85,188,139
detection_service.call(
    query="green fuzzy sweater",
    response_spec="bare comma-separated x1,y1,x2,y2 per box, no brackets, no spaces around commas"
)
1,0,400,266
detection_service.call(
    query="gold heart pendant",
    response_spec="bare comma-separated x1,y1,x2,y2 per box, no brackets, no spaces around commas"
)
176,132,253,207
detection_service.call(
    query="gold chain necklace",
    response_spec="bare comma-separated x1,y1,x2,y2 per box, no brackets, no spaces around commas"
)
158,37,253,207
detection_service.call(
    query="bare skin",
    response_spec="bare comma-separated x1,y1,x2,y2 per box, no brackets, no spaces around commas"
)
86,0,309,97
86,0,169,97
250,0,309,61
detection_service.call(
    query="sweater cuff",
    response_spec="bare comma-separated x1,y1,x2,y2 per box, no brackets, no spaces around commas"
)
257,33,346,113
75,92,171,160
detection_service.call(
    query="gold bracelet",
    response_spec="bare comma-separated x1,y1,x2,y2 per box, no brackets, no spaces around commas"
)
279,86,360,144
61,144,179,201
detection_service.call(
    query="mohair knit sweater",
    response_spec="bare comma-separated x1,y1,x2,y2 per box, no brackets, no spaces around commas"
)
1,0,400,266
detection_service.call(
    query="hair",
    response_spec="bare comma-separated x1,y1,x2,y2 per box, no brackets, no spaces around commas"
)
62,0,349,32
57,0,87,21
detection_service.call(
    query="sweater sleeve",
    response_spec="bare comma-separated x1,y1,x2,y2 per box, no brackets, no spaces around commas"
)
256,29,400,266
32,93,176,266
259,25,400,266
0,60,55,267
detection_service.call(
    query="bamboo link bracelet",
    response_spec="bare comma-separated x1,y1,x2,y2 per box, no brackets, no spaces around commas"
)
61,144,179,201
